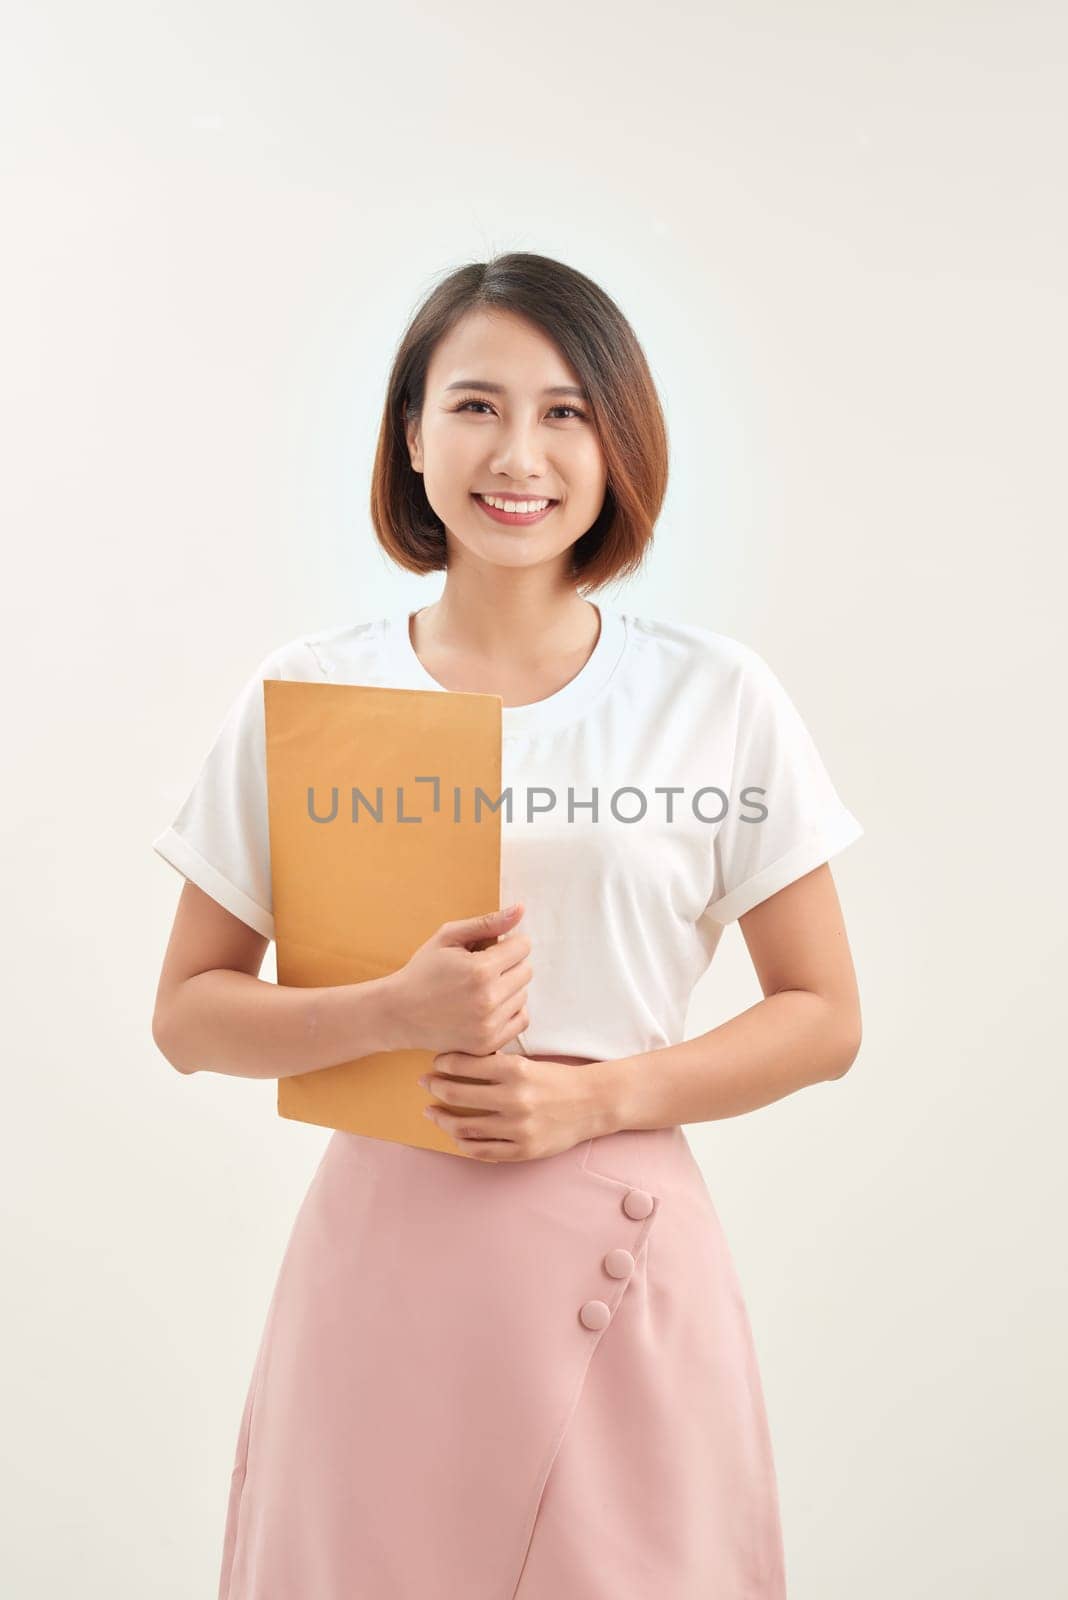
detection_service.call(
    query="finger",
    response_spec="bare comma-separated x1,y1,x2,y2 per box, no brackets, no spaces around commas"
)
426,1105,516,1148
432,1052,496,1080
440,1116,520,1161
489,972,530,1024
491,1022,528,1059
440,904,524,950
423,1077,500,1110
479,932,532,978
489,988,530,1040
495,960,532,1008
425,1100,504,1131
462,1141,519,1162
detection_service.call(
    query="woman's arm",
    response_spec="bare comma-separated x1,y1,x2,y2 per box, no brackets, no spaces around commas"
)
152,880,403,1079
593,863,863,1134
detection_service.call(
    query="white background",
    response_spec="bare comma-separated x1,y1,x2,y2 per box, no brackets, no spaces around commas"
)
2,2,1065,1594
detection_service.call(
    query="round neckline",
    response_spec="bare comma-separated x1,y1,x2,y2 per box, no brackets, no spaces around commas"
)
384,602,629,737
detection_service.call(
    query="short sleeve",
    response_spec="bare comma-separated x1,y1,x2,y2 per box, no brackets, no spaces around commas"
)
152,648,285,940
701,651,863,925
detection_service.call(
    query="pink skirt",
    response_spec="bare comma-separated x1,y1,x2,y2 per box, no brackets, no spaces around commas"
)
218,1123,788,1598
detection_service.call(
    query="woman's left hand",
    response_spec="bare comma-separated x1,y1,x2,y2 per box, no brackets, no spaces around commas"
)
418,1050,605,1162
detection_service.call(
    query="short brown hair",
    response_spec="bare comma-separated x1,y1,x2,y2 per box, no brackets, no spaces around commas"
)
369,252,669,593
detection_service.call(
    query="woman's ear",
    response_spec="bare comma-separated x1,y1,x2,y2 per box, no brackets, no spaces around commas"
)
404,411,423,472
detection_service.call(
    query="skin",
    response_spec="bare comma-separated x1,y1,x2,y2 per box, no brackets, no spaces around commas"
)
153,305,862,1163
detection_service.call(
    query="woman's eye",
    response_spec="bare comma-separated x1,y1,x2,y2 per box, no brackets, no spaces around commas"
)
453,400,587,421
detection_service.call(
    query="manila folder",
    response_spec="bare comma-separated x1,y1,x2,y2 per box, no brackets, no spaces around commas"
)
264,679,505,1154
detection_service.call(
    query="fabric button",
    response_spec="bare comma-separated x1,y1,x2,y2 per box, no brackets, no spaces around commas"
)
579,1299,612,1331
604,1248,635,1279
622,1188,654,1220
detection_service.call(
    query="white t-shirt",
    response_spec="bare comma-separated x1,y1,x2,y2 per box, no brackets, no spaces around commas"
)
153,605,863,1062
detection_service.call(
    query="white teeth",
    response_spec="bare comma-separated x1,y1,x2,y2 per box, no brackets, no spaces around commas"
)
478,494,552,513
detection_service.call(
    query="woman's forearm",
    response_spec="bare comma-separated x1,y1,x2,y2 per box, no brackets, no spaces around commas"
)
154,968,404,1080
593,989,862,1135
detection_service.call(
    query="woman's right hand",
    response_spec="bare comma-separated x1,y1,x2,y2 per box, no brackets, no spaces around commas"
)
387,904,532,1056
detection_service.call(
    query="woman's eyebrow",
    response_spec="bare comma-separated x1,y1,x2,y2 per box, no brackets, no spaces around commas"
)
444,379,589,399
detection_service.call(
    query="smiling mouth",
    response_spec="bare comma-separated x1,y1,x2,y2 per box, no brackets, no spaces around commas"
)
471,493,559,525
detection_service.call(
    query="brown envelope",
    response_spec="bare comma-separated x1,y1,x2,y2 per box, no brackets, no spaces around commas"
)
264,679,514,1155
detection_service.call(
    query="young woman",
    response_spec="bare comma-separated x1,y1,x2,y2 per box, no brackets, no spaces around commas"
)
152,252,863,1599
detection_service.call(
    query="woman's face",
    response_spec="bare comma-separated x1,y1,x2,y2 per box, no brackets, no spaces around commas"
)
405,308,609,575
